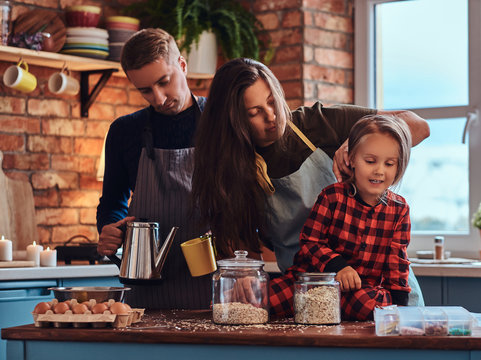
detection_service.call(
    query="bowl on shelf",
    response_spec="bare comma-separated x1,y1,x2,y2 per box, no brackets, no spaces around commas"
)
105,16,139,31
108,42,124,61
107,29,136,43
65,5,101,28
66,27,108,40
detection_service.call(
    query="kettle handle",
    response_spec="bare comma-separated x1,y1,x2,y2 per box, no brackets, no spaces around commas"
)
106,221,128,268
108,254,122,268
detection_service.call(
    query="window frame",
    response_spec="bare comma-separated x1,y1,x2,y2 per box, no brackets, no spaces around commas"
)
354,0,481,257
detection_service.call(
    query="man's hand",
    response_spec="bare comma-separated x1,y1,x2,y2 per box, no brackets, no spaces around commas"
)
332,139,350,182
97,216,135,256
335,266,362,292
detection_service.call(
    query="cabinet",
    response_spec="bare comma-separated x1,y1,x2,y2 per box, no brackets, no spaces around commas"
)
0,45,125,117
0,276,121,359
418,276,481,312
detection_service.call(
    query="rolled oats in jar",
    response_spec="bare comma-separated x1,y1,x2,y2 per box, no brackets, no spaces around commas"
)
212,250,269,325
294,272,341,325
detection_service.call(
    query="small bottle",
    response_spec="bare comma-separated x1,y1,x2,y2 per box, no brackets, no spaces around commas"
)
434,236,445,260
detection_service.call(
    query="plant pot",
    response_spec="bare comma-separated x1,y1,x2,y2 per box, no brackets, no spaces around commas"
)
183,30,217,79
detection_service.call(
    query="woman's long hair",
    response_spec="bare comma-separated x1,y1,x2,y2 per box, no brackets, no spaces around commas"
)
192,58,290,258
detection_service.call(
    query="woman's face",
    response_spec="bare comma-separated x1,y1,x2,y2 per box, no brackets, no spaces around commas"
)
244,79,285,147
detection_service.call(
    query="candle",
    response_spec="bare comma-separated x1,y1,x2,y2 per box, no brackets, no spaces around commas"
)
26,241,44,266
40,247,57,267
0,235,12,261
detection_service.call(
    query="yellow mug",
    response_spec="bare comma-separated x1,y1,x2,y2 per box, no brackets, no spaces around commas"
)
181,235,217,277
3,60,37,93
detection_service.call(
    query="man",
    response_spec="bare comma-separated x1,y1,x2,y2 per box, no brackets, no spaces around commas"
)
96,28,210,309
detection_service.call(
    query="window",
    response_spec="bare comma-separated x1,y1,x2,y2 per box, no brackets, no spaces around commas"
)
355,0,481,257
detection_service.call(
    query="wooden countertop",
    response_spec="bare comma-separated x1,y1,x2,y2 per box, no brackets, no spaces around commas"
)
3,310,481,350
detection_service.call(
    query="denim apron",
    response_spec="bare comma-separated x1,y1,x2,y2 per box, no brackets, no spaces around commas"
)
265,122,424,306
123,97,211,309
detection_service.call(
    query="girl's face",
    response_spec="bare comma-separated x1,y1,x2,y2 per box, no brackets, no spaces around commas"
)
350,132,399,206
244,79,285,147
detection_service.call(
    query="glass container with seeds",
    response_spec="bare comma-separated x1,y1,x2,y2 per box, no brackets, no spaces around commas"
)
212,250,269,325
294,272,341,325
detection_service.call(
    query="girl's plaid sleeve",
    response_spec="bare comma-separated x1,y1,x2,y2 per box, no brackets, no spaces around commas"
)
382,203,411,294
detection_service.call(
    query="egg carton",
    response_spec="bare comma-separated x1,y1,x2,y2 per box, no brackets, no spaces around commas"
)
32,308,144,328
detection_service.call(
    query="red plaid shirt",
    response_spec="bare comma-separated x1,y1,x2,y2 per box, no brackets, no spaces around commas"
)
269,182,411,321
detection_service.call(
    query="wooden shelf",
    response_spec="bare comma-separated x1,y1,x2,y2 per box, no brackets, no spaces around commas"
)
0,45,127,117
0,45,125,76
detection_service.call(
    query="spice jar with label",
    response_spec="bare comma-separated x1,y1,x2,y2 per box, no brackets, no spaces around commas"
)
294,272,341,325
212,250,269,325
434,236,445,260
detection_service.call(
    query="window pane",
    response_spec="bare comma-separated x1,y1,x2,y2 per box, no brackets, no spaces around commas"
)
398,118,469,233
375,0,468,109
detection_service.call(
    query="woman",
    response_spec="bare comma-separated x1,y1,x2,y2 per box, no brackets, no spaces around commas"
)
191,58,429,304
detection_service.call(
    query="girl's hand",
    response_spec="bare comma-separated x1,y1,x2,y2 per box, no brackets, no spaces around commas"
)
335,266,362,292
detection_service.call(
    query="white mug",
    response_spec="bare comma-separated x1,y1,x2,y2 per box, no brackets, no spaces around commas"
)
48,70,79,95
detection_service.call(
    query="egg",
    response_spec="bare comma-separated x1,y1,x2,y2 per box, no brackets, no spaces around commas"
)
91,303,108,314
109,302,130,314
53,301,71,314
72,303,89,314
33,302,51,314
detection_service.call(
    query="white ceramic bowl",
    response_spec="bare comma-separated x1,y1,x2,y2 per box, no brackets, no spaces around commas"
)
66,27,109,39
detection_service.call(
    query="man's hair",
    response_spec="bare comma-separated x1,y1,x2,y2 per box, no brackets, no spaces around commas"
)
120,28,181,71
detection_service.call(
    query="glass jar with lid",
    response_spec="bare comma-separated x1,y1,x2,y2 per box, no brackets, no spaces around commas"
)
294,272,341,325
212,250,269,324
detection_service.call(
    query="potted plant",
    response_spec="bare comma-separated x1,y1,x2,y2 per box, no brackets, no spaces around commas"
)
124,0,264,76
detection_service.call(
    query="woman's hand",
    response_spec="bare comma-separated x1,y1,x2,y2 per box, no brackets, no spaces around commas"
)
97,216,135,256
335,266,362,292
333,139,350,182
223,276,267,307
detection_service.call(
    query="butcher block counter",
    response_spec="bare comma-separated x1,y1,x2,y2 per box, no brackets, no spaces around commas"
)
3,310,481,360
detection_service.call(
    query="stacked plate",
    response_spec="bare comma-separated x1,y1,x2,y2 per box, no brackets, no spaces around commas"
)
105,16,139,61
61,27,109,59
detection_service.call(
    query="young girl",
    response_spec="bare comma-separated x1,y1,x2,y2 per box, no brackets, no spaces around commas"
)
269,114,412,321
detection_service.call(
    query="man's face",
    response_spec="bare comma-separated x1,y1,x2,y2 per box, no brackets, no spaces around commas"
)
126,56,192,115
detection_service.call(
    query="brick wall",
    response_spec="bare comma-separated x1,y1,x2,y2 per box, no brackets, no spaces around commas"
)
248,0,354,107
0,0,354,249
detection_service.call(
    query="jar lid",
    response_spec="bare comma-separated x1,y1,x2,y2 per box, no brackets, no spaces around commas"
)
434,236,445,244
216,250,264,268
296,272,337,283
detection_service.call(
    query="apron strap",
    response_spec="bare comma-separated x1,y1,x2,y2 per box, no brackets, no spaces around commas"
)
287,120,317,152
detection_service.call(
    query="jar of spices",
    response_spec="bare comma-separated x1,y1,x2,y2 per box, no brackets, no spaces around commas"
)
434,236,445,260
294,272,341,325
212,250,269,325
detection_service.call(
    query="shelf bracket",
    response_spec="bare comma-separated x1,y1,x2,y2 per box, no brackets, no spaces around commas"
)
80,69,118,118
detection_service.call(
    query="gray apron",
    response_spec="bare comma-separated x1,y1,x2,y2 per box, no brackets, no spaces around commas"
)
265,130,424,306
123,99,211,309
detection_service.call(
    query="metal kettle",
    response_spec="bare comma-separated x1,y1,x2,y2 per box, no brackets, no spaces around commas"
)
118,222,178,282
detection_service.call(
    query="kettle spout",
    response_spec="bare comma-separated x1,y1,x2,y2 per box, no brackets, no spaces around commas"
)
155,226,178,274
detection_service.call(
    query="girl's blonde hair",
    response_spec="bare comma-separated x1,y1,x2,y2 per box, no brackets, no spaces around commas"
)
347,114,412,186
